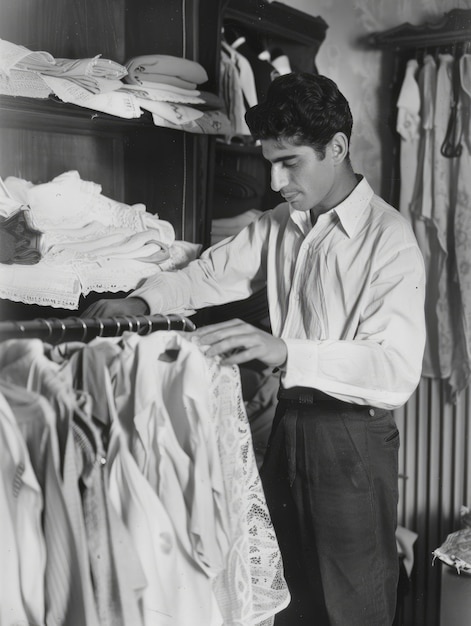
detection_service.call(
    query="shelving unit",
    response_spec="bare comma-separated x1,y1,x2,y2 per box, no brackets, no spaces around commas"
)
0,0,327,324
0,0,224,320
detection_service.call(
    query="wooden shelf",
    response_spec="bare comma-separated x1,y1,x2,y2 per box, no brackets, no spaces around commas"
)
0,94,156,135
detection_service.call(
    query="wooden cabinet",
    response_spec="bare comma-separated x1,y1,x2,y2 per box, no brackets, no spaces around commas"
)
0,0,224,320
212,0,328,219
0,0,223,244
0,0,327,323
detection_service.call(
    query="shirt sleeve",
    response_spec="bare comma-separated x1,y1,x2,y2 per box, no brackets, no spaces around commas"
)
130,216,268,315
281,243,426,410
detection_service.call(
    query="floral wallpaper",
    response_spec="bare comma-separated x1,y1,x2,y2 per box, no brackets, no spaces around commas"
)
278,0,471,197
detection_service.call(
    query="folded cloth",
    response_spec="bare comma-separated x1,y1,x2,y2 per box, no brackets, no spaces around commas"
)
121,80,202,98
118,83,204,104
0,69,52,99
135,73,197,90
125,54,208,86
152,108,232,135
137,99,204,124
54,56,127,79
0,40,127,94
0,39,47,73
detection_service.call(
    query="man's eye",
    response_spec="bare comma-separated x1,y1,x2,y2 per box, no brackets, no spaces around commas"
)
284,161,297,168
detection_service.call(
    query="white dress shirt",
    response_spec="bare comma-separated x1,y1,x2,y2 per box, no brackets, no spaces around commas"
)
133,177,426,409
0,388,46,626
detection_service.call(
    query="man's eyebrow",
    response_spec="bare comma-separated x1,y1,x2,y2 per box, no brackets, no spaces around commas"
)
269,154,298,163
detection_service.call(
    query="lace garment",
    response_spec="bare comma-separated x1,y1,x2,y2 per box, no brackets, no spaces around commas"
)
206,357,290,625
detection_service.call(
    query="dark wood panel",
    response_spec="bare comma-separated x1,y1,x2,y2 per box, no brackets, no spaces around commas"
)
0,127,124,199
0,0,126,61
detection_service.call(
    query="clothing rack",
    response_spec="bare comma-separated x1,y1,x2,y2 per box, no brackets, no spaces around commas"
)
0,313,196,344
366,8,471,204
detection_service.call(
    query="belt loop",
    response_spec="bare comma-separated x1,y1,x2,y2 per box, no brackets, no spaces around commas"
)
284,407,298,487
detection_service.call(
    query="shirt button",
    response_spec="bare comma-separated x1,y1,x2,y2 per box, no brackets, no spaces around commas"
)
100,456,107,466
369,408,375,417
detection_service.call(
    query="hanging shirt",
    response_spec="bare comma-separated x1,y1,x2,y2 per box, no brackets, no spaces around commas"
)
0,387,46,626
432,54,459,382
109,331,230,579
106,331,289,624
0,378,88,626
452,53,471,395
132,176,426,409
396,58,421,220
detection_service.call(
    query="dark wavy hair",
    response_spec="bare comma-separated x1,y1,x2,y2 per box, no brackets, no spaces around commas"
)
245,72,353,159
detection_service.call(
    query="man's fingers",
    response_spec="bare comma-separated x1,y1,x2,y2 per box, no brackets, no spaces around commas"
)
194,318,245,337
194,319,253,346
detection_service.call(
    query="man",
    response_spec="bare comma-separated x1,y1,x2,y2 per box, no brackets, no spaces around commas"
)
83,73,426,625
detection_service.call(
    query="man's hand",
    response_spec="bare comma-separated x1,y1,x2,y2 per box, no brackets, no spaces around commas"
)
80,297,149,318
193,318,287,369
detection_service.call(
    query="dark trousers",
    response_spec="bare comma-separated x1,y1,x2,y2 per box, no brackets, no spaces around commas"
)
260,388,400,626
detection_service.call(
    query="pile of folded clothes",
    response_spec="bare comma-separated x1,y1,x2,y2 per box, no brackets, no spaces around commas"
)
0,171,202,309
0,39,230,133
122,53,230,134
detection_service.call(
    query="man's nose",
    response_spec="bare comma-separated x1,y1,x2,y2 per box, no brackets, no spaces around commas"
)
271,164,288,192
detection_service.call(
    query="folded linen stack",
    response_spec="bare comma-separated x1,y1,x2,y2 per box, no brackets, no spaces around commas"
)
125,54,208,90
0,38,231,132
0,38,127,98
123,53,231,134
0,170,203,309
0,38,143,119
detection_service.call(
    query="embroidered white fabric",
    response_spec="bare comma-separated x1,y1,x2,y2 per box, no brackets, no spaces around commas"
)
5,171,176,244
0,172,201,308
206,358,290,625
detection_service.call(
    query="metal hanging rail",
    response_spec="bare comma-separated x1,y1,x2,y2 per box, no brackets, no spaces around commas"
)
0,313,196,344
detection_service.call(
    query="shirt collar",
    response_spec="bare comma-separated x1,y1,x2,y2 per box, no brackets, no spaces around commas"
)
333,176,374,238
289,176,374,238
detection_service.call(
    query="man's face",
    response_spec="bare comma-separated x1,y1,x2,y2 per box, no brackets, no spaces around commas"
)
261,137,337,214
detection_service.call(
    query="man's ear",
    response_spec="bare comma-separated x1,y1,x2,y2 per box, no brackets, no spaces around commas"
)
330,132,349,164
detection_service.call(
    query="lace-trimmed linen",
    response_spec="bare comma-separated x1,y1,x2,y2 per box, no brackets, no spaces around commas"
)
0,171,200,308
206,357,290,625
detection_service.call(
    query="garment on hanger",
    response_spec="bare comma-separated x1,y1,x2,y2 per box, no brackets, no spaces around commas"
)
396,58,421,220
0,332,290,625
220,40,257,135
452,52,471,394
223,25,276,102
397,43,471,396
0,387,46,626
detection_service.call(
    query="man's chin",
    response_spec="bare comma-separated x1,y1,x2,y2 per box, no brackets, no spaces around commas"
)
290,200,309,212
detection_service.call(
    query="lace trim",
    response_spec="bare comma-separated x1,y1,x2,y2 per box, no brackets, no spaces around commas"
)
207,360,290,624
